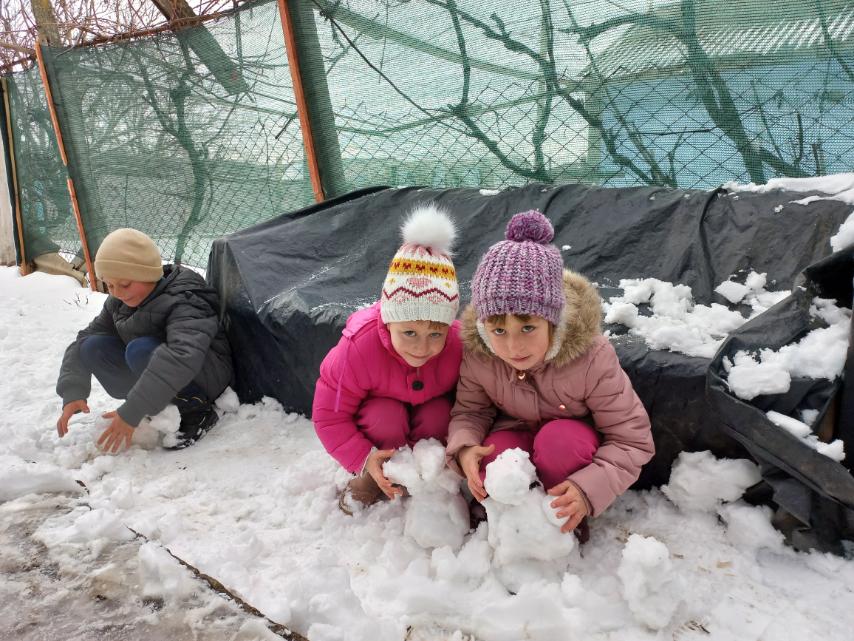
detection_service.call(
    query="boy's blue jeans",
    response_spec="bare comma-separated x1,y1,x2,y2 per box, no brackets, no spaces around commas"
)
78,335,208,415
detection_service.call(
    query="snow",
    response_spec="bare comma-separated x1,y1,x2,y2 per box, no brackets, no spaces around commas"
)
723,172,854,252
2,265,854,641
603,274,787,358
725,298,850,403
766,411,847,463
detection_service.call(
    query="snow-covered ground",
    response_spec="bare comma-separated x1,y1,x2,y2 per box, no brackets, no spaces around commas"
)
1,262,853,641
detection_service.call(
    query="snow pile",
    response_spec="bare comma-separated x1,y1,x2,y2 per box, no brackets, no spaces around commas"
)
384,440,469,550
603,275,785,358
3,266,854,641
617,534,683,629
482,449,575,592
766,411,846,462
724,172,854,251
714,270,789,312
0,453,82,502
140,404,182,449
138,541,197,601
719,503,786,551
662,451,761,513
725,298,851,400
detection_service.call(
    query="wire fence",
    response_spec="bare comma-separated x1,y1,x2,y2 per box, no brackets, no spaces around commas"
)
3,0,853,271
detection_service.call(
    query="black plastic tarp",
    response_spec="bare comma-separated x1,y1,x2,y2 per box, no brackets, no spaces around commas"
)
208,183,852,516
707,245,854,552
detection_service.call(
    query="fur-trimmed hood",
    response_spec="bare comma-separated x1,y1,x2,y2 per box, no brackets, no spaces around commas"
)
460,269,602,367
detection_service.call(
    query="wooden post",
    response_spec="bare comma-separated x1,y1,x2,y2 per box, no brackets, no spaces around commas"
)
1,77,30,275
35,41,96,290
278,0,325,203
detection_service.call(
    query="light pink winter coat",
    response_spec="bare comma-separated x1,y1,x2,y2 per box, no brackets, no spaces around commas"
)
446,271,654,517
313,302,463,473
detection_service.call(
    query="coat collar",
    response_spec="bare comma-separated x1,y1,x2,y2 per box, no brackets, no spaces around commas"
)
460,269,602,367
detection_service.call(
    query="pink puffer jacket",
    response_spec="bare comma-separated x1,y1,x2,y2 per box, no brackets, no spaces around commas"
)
313,302,463,473
446,271,654,517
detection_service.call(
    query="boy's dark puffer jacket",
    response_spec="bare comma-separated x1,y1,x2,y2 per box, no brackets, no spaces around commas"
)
57,265,233,426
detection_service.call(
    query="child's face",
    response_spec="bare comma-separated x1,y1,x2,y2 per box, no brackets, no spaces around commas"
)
387,320,450,368
103,278,157,308
485,314,552,371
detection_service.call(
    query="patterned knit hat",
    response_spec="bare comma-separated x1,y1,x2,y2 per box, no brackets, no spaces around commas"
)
380,204,459,325
471,210,565,325
95,228,163,283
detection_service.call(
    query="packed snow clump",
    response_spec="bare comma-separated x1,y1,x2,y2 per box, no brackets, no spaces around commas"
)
384,439,469,550
662,451,760,513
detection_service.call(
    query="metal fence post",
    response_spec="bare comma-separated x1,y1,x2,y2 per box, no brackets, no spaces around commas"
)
279,0,350,201
34,41,96,291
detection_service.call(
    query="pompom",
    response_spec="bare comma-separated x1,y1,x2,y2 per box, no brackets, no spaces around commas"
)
505,210,554,244
401,204,456,253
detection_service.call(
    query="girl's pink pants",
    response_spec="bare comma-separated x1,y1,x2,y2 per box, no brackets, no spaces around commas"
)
356,395,452,449
479,420,599,491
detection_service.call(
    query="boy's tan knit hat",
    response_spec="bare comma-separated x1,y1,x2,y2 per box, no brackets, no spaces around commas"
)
94,228,163,283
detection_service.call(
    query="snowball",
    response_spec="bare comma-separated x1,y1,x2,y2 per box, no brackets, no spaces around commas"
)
744,271,767,292
215,386,241,414
718,503,784,550
617,534,682,629
662,451,761,513
715,280,750,304
726,357,791,400
143,404,182,448
483,448,537,506
604,301,639,326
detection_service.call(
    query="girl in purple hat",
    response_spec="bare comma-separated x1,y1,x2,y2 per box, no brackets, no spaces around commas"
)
446,210,654,540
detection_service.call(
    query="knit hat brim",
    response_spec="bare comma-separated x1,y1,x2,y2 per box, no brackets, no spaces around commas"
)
95,258,163,283
380,299,458,326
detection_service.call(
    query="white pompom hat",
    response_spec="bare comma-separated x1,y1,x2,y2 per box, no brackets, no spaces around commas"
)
380,204,459,325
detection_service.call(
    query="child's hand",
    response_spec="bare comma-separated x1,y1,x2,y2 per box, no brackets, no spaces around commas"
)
57,400,90,437
547,480,589,534
97,410,134,454
366,449,405,500
458,444,495,502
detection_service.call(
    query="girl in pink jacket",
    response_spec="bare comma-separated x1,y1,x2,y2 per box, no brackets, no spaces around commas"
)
313,205,463,514
446,210,654,539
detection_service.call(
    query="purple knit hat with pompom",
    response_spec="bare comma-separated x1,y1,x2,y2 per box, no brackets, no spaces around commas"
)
471,210,565,325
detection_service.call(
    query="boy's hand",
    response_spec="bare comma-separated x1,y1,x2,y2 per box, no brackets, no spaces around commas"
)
366,449,404,500
548,480,589,534
458,444,495,502
57,400,90,437
97,410,134,454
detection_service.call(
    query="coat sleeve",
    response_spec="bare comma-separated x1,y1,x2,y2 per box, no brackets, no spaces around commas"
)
312,336,375,474
567,341,654,517
445,352,497,477
56,304,117,407
117,293,219,426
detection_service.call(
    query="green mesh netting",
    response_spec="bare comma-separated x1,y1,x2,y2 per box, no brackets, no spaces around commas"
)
5,67,78,260
15,0,314,267
4,0,854,268
310,0,854,191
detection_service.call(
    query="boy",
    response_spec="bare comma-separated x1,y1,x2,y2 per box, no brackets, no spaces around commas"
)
55,228,233,451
